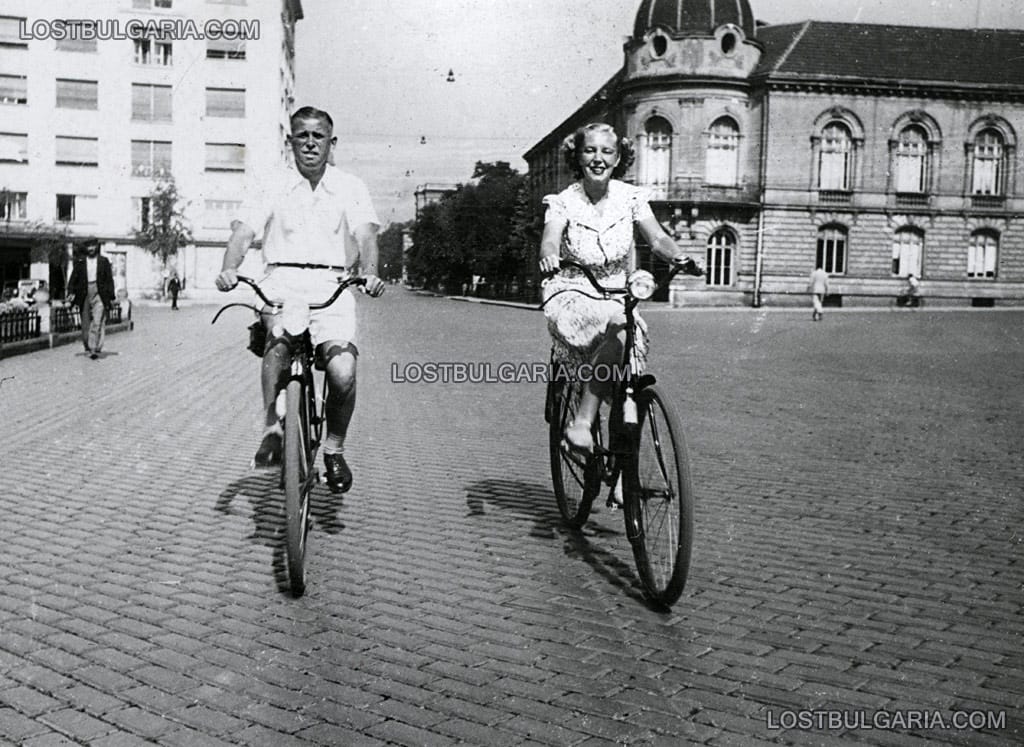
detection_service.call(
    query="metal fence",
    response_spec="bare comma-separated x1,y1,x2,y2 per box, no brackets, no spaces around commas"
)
51,305,81,333
50,304,123,334
0,309,42,343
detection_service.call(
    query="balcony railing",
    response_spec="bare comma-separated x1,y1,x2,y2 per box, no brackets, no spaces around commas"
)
817,190,852,205
970,194,1005,209
895,193,930,208
643,178,759,204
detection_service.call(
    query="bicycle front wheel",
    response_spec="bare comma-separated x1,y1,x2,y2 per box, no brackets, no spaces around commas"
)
283,378,312,597
624,384,694,606
549,377,601,528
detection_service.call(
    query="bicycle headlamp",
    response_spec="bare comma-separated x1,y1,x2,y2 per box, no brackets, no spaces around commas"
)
627,270,657,300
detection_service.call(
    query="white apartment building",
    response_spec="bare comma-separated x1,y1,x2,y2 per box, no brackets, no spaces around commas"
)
0,0,302,299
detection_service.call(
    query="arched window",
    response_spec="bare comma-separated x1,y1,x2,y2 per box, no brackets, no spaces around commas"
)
818,123,852,191
967,231,998,278
637,116,673,194
972,129,1005,195
894,125,928,193
891,228,923,277
705,229,735,286
816,225,847,274
705,117,739,186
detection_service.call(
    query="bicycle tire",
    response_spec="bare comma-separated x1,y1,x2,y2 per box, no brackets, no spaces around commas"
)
623,384,694,606
283,378,311,597
549,377,601,528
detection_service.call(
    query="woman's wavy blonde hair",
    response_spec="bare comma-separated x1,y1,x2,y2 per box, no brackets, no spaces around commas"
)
561,122,636,180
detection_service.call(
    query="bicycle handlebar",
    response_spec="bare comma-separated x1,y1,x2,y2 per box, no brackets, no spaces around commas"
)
235,274,367,310
553,258,701,298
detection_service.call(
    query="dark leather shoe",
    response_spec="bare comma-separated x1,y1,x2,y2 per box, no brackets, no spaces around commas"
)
323,452,352,494
253,431,282,468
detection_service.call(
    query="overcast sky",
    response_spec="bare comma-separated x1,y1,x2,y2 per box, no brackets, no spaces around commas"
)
294,0,1024,224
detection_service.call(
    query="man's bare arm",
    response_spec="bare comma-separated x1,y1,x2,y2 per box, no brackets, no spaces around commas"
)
215,221,256,290
352,223,385,296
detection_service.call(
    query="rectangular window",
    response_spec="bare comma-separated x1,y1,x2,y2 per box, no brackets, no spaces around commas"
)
891,233,923,276
205,142,245,172
705,246,733,286
56,79,98,110
894,144,925,193
134,38,172,65
205,87,245,118
56,194,76,222
816,229,847,274
705,124,739,187
55,136,98,166
967,235,998,279
131,140,172,177
0,75,27,104
207,38,246,59
203,198,242,228
0,132,28,163
0,191,27,221
56,22,97,52
131,83,172,121
0,16,27,47
132,197,152,230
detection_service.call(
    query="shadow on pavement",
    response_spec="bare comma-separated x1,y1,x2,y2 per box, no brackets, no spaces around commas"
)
215,471,347,595
464,477,652,608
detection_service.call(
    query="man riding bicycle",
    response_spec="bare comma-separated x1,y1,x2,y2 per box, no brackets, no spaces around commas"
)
215,106,385,493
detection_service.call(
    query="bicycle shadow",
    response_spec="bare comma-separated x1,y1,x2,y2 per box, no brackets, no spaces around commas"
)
463,477,653,608
215,470,348,595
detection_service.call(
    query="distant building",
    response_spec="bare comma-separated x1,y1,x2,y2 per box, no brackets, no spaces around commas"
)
524,0,1024,306
414,183,457,218
0,0,301,298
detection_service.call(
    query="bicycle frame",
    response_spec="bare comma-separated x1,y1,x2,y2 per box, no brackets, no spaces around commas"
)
551,260,687,489
212,272,367,596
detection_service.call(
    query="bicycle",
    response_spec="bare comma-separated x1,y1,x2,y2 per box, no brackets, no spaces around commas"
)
543,259,700,606
212,273,368,597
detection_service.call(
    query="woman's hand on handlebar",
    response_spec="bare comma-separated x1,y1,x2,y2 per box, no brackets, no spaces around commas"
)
215,268,239,291
361,274,386,298
539,254,561,276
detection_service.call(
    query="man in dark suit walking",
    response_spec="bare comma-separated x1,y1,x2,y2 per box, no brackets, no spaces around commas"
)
67,237,116,359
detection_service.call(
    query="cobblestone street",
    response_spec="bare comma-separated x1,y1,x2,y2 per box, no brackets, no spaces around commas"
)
0,290,1021,746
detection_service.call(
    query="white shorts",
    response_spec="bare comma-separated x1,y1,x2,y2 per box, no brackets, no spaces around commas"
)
258,266,357,347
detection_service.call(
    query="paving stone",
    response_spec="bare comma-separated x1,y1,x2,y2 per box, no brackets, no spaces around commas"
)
0,300,1020,746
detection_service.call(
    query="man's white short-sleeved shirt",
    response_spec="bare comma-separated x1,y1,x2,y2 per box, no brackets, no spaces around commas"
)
236,164,379,268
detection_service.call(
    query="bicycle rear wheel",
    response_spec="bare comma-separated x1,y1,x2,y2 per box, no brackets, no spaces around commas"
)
283,378,312,597
623,384,694,606
549,377,601,528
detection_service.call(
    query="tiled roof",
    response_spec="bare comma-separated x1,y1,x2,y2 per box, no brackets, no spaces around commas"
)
755,21,1024,88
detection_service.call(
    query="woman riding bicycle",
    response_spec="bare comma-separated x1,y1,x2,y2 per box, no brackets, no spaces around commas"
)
538,123,698,454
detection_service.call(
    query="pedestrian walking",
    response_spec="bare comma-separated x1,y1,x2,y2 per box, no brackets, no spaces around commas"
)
215,105,385,493
168,273,181,310
67,237,116,359
808,265,829,321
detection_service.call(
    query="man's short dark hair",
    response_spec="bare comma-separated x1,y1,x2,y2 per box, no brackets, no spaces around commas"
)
79,237,101,250
290,106,333,130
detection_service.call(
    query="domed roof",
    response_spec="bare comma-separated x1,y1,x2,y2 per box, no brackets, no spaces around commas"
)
633,0,756,39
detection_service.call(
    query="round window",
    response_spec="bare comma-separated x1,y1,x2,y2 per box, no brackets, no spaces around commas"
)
652,35,668,57
720,32,736,54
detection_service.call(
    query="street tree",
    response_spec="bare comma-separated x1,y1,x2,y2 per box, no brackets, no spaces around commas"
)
134,176,192,286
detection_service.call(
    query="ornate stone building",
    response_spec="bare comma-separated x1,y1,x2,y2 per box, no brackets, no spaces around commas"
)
524,0,1024,306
